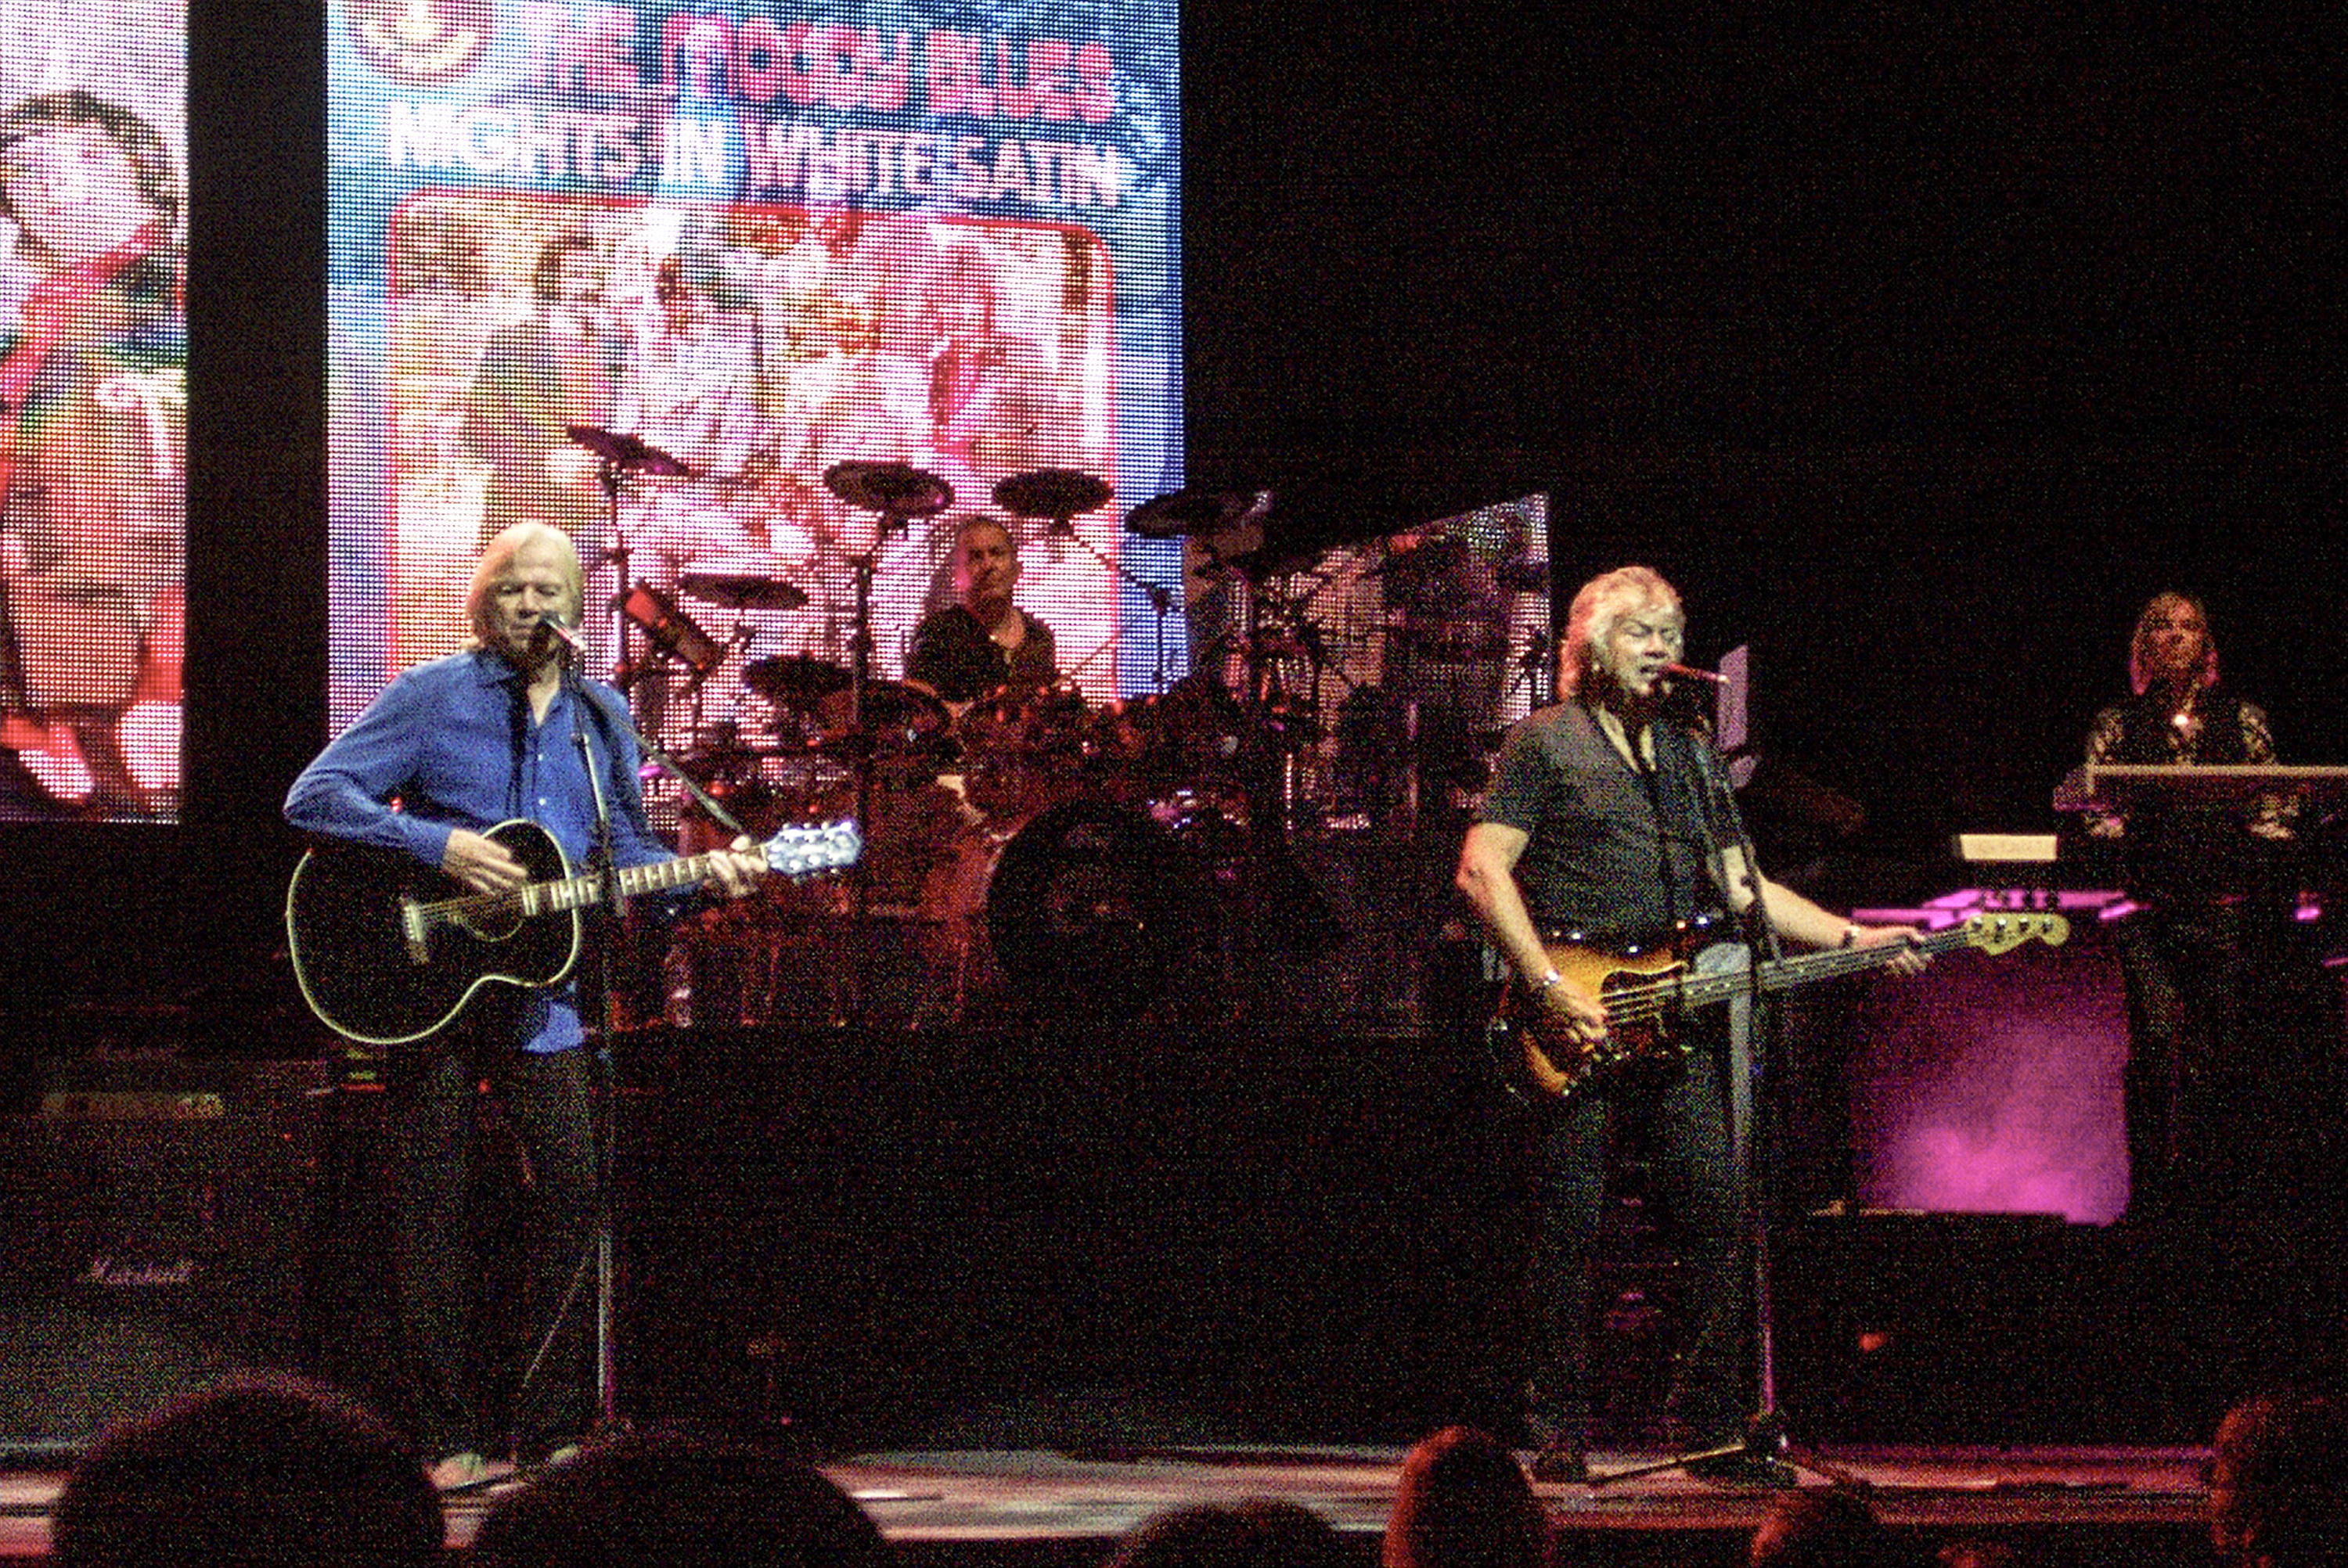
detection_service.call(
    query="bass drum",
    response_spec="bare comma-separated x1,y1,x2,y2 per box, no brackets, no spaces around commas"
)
983,800,1208,1012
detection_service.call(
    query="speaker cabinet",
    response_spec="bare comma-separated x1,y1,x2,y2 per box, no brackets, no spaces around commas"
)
0,1059,321,1455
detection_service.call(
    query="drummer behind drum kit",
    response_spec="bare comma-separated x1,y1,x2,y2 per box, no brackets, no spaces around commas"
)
564,423,1479,1027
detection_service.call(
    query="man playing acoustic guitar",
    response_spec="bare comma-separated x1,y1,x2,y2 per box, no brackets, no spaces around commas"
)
1455,564,1927,1483
286,522,767,1488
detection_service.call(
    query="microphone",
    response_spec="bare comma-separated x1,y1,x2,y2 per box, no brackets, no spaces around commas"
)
1662,661,1724,685
531,612,586,656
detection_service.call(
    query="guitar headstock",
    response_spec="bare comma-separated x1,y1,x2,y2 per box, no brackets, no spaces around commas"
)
759,820,864,877
1960,911,2069,952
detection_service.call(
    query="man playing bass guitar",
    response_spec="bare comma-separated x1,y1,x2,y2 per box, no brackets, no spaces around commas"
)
1454,564,1928,1482
285,521,766,1487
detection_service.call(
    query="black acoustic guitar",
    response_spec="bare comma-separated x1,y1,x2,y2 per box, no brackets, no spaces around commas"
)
286,818,862,1045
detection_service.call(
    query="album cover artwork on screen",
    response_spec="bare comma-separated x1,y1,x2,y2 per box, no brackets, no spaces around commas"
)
0,0,184,822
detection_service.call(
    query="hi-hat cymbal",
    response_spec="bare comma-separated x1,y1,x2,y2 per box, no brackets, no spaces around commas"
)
743,655,850,705
566,426,694,477
678,569,809,612
1125,489,1255,538
992,468,1111,521
823,460,953,517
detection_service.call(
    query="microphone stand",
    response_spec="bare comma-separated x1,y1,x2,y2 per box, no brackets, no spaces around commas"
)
514,626,762,1461
1590,692,1863,1490
508,637,632,1458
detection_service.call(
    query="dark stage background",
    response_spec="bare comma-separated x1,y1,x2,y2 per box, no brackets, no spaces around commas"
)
0,6,2340,1109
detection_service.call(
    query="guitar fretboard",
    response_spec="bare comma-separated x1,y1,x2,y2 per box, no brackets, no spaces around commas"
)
1604,913,2065,1026
415,825,856,930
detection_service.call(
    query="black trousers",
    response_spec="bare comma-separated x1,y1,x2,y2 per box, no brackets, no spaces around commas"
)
385,1037,598,1457
1535,1034,1750,1443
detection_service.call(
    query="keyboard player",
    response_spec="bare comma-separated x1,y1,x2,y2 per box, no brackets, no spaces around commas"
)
2080,591,2311,1217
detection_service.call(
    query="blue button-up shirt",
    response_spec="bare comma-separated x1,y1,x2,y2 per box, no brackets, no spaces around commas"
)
285,649,675,1052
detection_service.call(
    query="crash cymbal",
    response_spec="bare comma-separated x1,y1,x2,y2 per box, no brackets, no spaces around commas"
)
822,460,953,517
992,468,1112,521
566,426,694,477
678,569,810,612
1125,488,1254,538
743,654,851,705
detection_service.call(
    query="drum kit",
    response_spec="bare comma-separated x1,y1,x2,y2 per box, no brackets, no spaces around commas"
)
562,423,1506,1025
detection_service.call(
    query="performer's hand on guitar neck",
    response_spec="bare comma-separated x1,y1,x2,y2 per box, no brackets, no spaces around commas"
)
442,828,528,894
705,835,768,900
1849,922,1932,977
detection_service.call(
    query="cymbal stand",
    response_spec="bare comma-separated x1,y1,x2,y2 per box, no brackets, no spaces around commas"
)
1235,572,1337,834
1039,512,1176,696
840,505,916,1018
592,457,633,685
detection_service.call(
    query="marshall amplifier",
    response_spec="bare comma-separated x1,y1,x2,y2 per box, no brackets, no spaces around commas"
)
0,1058,321,1457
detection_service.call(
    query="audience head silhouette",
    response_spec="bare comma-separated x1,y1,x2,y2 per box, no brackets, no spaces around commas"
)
470,1426,891,1568
2210,1379,2348,1568
1107,1498,1352,1568
51,1375,441,1568
1383,1426,1549,1568
1748,1488,1903,1568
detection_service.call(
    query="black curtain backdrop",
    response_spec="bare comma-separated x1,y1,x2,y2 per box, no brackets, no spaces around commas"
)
2,2,2342,1034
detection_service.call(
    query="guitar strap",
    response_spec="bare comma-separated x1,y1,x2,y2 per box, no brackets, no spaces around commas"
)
504,676,531,821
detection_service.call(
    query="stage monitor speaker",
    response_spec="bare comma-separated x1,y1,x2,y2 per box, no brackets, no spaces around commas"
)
0,1058,322,1459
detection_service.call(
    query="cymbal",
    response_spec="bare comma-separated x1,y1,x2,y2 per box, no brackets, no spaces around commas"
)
1125,489,1253,538
566,426,694,477
992,468,1111,521
823,460,953,517
743,655,850,705
678,569,809,612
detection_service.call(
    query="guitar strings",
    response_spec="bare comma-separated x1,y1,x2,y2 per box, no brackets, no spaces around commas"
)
1556,916,2059,1027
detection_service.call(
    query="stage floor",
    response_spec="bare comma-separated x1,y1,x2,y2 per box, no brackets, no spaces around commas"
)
0,1442,2210,1560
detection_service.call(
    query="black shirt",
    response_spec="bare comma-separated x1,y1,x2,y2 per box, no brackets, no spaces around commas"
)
905,604,1057,703
1478,699,1723,941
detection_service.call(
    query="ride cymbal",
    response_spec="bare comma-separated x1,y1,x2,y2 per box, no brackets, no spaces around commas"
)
822,460,953,516
1125,488,1254,538
565,425,694,477
992,468,1112,521
679,570,810,612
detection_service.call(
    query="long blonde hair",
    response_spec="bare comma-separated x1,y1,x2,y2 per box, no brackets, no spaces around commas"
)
2127,591,2218,696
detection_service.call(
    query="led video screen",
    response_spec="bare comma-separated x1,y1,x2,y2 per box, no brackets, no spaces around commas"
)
327,1,1185,794
0,2,185,822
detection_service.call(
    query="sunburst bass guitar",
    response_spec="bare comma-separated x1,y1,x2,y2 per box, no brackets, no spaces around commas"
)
286,818,862,1046
1499,910,2069,1102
